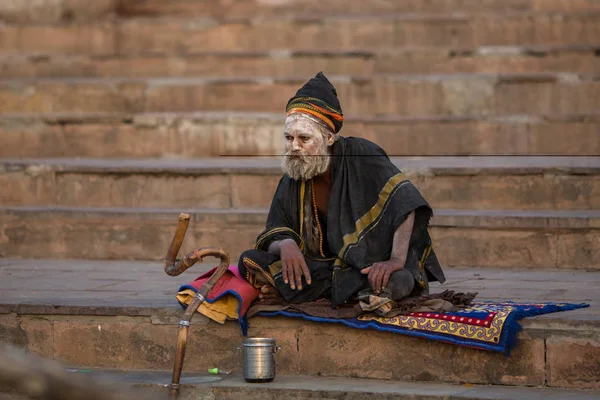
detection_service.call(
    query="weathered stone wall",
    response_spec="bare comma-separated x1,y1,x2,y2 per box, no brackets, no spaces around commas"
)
1,308,599,389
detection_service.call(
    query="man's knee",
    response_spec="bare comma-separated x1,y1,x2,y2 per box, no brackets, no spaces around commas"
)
237,249,255,271
237,249,268,284
388,269,415,301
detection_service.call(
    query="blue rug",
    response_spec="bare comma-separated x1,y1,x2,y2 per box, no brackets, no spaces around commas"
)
258,301,589,354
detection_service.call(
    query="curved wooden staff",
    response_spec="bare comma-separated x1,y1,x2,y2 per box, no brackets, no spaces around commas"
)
164,213,230,399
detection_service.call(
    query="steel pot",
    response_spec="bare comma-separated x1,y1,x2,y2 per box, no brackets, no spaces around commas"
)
239,337,280,383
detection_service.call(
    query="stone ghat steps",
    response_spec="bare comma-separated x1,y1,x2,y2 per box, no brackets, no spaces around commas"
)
4,0,600,23
0,262,598,390
2,13,600,56
1,74,598,116
117,0,600,18
2,112,599,157
2,46,599,79
4,374,600,400
1,157,598,211
0,207,597,269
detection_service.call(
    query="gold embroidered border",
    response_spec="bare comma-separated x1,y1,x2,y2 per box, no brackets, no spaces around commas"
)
358,307,512,344
255,227,305,253
417,244,432,289
335,173,408,266
242,257,276,287
268,260,283,277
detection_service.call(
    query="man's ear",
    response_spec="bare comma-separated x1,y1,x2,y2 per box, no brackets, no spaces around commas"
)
326,132,335,146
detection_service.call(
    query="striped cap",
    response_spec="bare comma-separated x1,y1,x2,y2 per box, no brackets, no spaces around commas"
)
285,72,344,133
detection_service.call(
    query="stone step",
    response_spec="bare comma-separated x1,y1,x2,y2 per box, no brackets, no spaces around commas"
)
87,375,600,400
4,372,600,400
0,261,598,390
117,0,600,18
0,0,116,24
2,112,599,157
2,13,599,56
0,207,597,269
1,157,598,211
1,46,599,79
0,74,598,116
3,0,600,24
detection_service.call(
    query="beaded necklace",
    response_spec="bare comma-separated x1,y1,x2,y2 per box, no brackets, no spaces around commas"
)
311,179,326,258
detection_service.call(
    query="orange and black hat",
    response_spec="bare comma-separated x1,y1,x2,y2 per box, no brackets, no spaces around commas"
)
285,72,344,133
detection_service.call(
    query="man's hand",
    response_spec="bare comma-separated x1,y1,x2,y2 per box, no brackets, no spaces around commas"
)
280,239,311,290
360,259,404,294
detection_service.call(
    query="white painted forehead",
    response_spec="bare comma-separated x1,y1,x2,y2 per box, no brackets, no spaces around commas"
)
284,112,327,134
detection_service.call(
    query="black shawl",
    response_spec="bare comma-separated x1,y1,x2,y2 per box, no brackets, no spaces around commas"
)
255,136,445,306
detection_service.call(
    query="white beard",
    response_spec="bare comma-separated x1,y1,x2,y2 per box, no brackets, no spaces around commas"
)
281,112,332,181
281,147,331,181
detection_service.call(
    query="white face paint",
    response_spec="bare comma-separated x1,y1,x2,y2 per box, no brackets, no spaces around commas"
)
281,113,335,181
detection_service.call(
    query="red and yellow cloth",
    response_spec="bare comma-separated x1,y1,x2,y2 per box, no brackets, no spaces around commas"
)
176,265,259,324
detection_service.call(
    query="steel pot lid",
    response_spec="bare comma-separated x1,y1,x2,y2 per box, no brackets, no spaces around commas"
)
242,337,276,347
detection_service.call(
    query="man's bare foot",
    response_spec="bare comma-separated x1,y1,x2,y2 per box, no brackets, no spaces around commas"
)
259,284,281,300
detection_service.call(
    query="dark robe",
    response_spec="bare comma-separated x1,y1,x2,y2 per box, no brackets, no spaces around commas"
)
238,136,445,307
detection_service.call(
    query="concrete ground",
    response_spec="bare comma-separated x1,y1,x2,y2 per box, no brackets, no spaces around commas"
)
81,372,600,400
1,259,599,396
0,259,596,320
0,259,597,316
3,371,600,400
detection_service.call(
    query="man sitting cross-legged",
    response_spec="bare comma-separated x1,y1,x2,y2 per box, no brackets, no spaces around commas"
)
238,72,446,308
